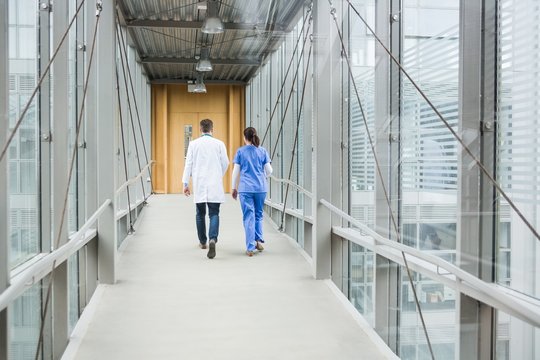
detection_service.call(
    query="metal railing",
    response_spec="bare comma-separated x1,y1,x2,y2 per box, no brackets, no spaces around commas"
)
0,199,111,312
115,160,154,196
270,175,313,198
319,198,540,328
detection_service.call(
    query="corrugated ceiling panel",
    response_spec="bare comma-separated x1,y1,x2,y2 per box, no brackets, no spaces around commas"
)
120,0,306,81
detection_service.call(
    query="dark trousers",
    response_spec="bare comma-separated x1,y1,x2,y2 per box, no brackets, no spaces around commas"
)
195,202,220,244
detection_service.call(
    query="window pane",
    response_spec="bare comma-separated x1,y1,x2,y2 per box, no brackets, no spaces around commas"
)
399,1,459,359
9,0,40,269
18,27,37,59
68,254,80,332
9,283,42,360
497,311,539,359
17,0,36,26
400,269,456,360
347,0,376,329
496,0,540,303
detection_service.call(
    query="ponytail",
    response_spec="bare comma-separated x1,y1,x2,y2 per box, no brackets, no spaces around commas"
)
252,134,260,147
244,127,260,147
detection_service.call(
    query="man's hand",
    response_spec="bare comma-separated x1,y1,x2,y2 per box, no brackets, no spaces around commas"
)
232,189,238,200
183,186,191,197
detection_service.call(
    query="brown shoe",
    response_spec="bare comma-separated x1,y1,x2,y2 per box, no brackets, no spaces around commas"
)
255,241,264,251
199,243,207,249
246,250,254,257
207,239,216,259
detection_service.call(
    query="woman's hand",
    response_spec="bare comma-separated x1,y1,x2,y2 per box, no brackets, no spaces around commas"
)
232,189,238,200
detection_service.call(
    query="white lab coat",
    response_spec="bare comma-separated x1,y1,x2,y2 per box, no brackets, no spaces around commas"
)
182,135,229,203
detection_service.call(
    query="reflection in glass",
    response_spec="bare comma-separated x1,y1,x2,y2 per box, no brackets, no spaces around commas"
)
399,2,459,359
347,0,376,329
9,283,41,359
400,269,456,360
68,254,80,332
8,0,40,268
497,0,540,301
349,243,374,326
184,125,192,158
497,311,539,360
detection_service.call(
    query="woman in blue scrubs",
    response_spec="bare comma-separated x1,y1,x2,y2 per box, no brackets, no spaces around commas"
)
232,127,273,256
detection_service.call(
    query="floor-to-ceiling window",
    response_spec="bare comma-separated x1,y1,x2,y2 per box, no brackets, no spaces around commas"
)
399,1,460,359
496,0,540,358
7,0,40,269
347,0,376,327
7,0,42,357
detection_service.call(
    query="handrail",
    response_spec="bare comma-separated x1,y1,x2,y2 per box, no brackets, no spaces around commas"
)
319,199,540,328
115,160,154,196
270,175,313,198
0,199,111,312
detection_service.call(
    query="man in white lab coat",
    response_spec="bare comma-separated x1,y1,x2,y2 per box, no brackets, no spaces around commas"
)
182,119,229,259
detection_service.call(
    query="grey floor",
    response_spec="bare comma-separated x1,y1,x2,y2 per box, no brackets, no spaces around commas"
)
72,194,389,360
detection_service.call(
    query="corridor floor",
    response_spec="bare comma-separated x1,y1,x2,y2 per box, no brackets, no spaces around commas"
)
69,194,390,360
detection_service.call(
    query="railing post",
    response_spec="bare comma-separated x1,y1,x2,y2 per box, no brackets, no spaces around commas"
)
96,0,118,284
0,1,9,358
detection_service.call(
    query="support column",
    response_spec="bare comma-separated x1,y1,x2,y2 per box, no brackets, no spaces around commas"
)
96,0,118,284
458,0,497,358
84,0,99,300
312,0,342,279
0,1,9,358
303,15,314,256
51,1,70,357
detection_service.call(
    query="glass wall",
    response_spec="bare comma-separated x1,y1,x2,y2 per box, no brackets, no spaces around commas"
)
347,0,376,326
9,284,41,359
115,25,153,248
246,0,540,359
1,0,153,358
399,1,459,358
496,0,540,358
8,0,40,269
246,13,309,246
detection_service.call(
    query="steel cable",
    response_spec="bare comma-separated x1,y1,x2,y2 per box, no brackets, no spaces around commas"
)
328,2,435,358
34,3,102,359
116,62,135,234
279,40,313,231
116,28,147,202
116,13,154,196
260,8,312,145
345,0,540,244
0,0,86,163
269,18,312,161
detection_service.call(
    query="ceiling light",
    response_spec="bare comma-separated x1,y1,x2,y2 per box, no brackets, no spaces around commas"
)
201,0,224,34
196,47,213,72
193,73,207,93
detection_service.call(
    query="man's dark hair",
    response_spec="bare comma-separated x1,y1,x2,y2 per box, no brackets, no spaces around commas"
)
200,118,213,133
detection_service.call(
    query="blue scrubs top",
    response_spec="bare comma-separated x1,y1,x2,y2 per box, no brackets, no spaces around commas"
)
233,145,271,193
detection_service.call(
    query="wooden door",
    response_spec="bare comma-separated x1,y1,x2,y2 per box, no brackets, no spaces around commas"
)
167,113,229,193
168,113,198,193
152,84,244,194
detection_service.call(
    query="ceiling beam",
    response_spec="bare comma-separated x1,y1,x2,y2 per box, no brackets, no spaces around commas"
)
126,19,287,32
141,57,261,66
150,79,247,85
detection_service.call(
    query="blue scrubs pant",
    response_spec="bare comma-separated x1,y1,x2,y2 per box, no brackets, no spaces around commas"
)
239,192,266,251
195,202,220,244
